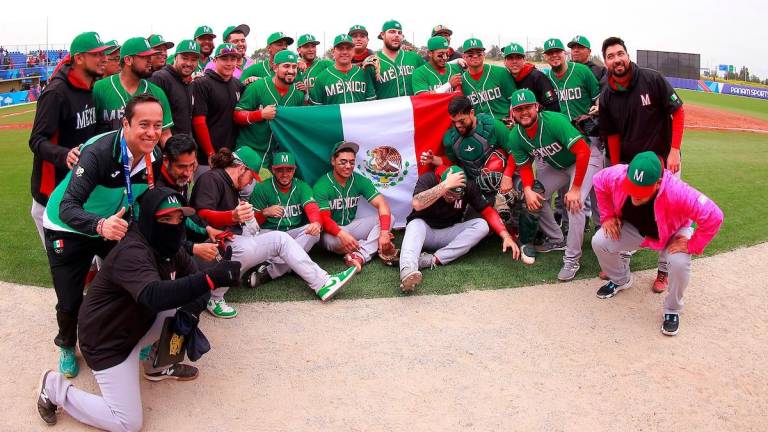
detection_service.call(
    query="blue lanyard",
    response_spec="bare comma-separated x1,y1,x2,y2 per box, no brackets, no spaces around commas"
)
120,135,135,210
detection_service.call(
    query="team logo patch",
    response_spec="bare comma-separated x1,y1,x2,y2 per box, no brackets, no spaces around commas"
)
75,166,84,177
357,146,410,189
53,239,64,254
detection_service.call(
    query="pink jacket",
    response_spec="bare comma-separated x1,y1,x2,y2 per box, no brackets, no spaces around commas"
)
593,165,724,255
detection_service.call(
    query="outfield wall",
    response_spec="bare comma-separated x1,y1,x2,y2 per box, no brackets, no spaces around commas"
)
668,77,768,100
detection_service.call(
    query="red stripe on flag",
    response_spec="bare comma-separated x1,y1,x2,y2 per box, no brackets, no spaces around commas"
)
411,92,457,175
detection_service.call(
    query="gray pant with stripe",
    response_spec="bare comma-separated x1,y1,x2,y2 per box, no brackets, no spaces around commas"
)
43,309,176,432
320,216,380,263
399,218,489,279
262,226,321,279
592,223,694,314
536,141,604,264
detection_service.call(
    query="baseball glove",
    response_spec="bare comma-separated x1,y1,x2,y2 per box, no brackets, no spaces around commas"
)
378,241,399,266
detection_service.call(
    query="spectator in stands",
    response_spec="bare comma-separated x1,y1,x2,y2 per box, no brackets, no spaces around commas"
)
0,47,6,67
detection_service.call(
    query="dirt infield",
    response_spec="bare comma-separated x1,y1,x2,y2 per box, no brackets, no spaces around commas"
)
0,122,33,130
2,243,767,431
685,103,768,133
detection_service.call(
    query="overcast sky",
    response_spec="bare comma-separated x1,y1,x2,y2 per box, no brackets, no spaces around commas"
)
2,0,766,77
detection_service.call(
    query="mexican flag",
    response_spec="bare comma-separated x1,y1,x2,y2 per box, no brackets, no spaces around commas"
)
271,93,455,227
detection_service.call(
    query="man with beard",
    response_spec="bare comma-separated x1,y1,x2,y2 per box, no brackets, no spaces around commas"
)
193,25,216,74
505,89,602,281
149,40,200,136
295,33,332,94
247,151,324,287
92,37,174,144
460,38,517,121
191,43,245,175
599,36,685,294
503,42,559,112
568,35,607,84
241,31,293,83
367,19,425,99
411,36,462,94
349,24,374,67
309,34,376,105
430,25,462,61
147,34,174,74
234,50,304,170
42,94,164,378
103,40,121,77
204,24,254,80
29,32,110,246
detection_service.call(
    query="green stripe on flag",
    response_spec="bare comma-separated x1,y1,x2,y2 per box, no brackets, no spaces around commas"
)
272,105,344,185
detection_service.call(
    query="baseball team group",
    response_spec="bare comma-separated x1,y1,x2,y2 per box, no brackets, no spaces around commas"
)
28,19,724,430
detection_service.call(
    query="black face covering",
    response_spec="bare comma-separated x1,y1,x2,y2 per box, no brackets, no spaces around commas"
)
138,187,188,260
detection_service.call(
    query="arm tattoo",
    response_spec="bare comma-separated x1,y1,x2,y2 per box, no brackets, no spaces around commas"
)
414,183,446,209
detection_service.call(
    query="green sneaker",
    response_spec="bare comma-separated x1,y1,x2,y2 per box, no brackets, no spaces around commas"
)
317,267,356,302
207,299,238,319
59,347,79,378
138,344,153,361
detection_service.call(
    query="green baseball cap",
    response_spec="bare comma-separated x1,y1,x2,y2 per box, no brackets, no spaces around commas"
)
348,24,368,36
297,34,320,47
274,50,298,65
623,151,663,198
502,42,525,57
121,37,157,59
148,34,174,50
223,24,250,41
510,89,538,108
567,35,591,50
175,39,201,56
332,141,359,155
427,36,449,51
431,24,453,37
194,25,216,39
378,19,402,39
333,34,354,48
214,43,240,58
103,40,121,55
440,165,465,194
267,31,294,46
70,32,110,55
272,152,296,169
155,194,194,217
462,38,485,52
543,38,565,53
234,146,263,173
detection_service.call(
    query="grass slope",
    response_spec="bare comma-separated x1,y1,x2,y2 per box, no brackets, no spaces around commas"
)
678,89,768,121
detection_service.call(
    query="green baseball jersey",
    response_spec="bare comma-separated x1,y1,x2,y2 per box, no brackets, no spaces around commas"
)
92,74,174,131
249,177,315,231
546,61,600,121
507,111,583,170
412,63,462,95
196,57,209,73
235,78,305,168
296,58,333,94
240,60,274,82
369,50,425,99
309,65,376,105
461,64,517,121
313,172,380,226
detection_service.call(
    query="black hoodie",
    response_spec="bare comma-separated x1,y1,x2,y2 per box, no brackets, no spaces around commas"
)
29,63,98,205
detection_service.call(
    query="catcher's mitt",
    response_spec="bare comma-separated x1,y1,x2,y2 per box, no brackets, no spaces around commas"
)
362,55,381,78
379,241,399,266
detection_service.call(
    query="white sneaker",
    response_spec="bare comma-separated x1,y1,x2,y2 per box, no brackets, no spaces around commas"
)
207,299,237,319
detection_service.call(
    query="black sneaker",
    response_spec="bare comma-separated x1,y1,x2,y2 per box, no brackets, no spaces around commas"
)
144,363,199,382
596,276,634,299
248,264,273,288
534,238,567,253
36,370,57,425
662,314,680,336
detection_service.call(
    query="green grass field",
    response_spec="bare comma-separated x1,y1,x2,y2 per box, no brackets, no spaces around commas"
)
1,93,766,302
677,89,768,121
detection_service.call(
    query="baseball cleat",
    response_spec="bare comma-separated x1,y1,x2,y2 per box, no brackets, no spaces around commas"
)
535,238,566,253
248,264,273,288
596,276,634,299
400,270,422,293
557,261,581,281
661,313,680,336
36,370,58,425
652,270,668,293
519,243,536,265
344,253,364,273
317,267,357,302
144,363,199,382
418,252,436,270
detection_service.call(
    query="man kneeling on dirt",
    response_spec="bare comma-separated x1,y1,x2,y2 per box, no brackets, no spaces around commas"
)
399,165,521,292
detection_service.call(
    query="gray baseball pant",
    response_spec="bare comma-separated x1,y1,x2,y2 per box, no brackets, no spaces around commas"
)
399,218,489,279
320,216,380,263
43,309,176,432
536,141,604,264
261,226,321,279
592,223,694,314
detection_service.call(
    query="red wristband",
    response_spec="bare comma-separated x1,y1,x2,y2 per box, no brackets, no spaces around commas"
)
379,214,391,231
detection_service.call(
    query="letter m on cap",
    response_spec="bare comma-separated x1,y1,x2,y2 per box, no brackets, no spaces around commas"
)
281,154,289,163
167,195,180,204
517,93,527,102
547,40,555,48
633,170,644,183
470,39,478,47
